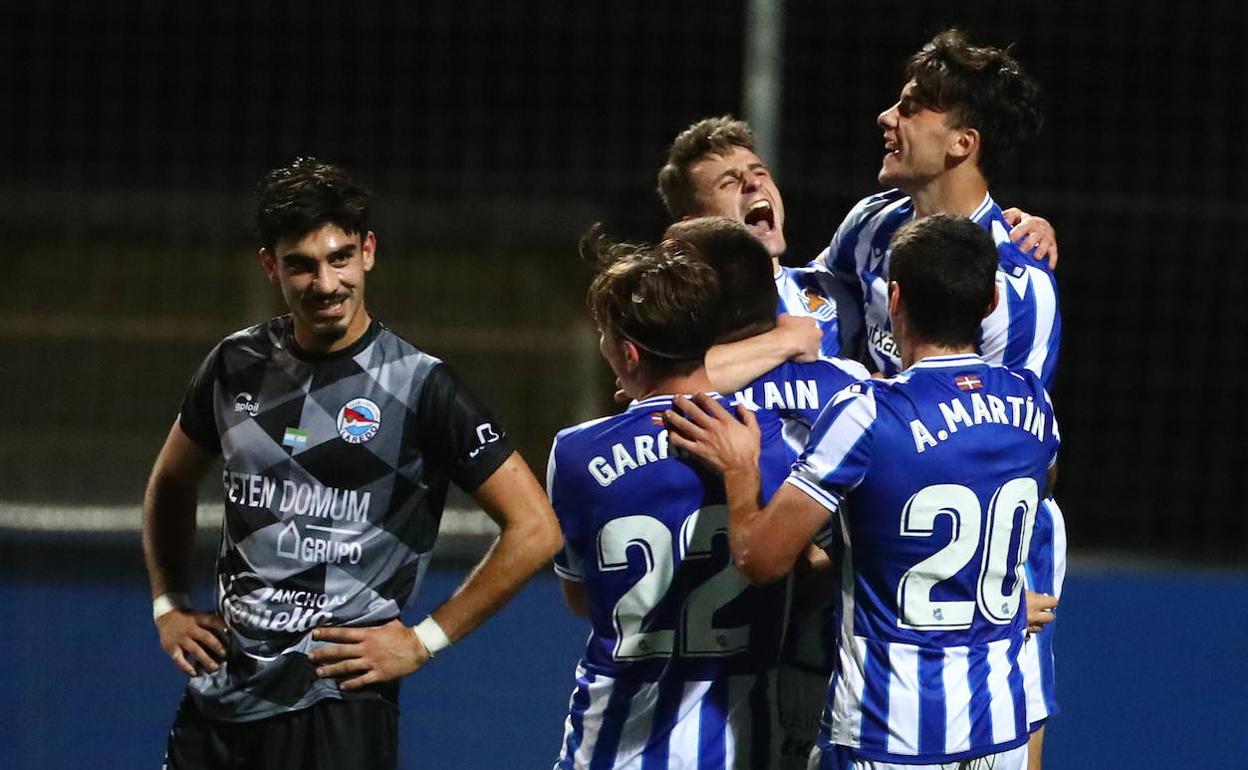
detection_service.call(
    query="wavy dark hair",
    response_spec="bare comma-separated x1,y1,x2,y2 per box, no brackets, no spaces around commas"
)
255,157,371,250
905,29,1043,180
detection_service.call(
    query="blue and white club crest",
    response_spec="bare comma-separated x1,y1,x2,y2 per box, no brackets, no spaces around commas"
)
337,398,382,444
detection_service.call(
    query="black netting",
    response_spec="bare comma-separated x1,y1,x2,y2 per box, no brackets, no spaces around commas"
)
3,1,1244,560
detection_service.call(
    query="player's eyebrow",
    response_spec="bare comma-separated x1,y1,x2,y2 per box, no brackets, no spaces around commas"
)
280,244,357,265
711,167,746,185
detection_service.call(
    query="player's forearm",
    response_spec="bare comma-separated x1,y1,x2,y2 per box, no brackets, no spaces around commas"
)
429,509,560,642
706,332,794,393
722,464,787,585
142,473,201,597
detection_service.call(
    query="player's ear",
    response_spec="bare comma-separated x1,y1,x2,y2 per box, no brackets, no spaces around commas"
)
258,247,279,282
361,231,377,272
887,281,902,318
984,284,1000,319
949,126,979,162
621,339,642,370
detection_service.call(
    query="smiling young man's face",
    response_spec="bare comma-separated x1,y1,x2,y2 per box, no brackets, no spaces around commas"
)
877,80,971,191
260,223,376,353
686,145,786,260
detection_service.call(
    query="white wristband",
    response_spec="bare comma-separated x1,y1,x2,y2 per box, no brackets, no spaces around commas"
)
152,592,191,621
411,616,451,657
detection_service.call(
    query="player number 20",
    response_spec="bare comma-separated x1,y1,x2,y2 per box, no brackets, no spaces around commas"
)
597,505,750,660
897,477,1039,630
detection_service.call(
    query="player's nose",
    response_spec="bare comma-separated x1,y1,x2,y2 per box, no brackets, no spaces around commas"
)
878,102,899,129
312,260,340,292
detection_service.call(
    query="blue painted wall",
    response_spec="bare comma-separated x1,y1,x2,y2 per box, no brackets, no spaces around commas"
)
1,567,1244,768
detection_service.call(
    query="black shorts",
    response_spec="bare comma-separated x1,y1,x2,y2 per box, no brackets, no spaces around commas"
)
163,692,398,770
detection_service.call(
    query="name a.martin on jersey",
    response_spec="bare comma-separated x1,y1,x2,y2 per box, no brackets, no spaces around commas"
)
909,392,1050,454
222,471,372,523
867,324,901,360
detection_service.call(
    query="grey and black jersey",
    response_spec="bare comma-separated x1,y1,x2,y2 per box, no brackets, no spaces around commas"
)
177,317,513,722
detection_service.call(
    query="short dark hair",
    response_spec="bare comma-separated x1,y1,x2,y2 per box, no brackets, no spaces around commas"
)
889,213,998,347
662,216,777,344
904,28,1042,180
657,116,756,219
255,157,371,250
582,225,720,372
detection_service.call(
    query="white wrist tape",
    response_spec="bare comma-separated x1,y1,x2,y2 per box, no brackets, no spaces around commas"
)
411,616,451,657
152,592,191,621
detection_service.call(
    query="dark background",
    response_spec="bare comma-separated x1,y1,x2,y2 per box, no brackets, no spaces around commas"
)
3,0,1245,560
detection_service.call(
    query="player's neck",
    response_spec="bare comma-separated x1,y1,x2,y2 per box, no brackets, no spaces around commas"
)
901,340,977,369
636,368,715,401
908,166,989,218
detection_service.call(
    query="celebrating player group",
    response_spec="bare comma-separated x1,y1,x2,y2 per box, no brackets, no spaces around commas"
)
143,27,1065,770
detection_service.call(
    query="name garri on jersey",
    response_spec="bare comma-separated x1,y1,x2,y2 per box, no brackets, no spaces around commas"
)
909,391,1051,454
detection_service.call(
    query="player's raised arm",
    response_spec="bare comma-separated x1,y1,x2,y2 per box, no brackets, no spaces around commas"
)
142,421,228,677
705,313,821,392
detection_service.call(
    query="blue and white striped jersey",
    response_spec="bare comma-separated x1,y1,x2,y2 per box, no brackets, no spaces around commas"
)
549,360,864,770
785,355,1059,764
820,190,1067,726
775,264,863,361
820,190,1062,391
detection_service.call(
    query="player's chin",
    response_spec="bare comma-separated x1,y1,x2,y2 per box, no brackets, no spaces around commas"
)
763,231,786,258
304,316,349,343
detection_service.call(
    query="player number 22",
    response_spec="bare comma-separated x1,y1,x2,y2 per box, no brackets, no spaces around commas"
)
897,477,1039,630
597,505,750,660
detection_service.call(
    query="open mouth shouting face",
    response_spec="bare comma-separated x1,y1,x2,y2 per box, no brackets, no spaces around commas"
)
688,145,787,259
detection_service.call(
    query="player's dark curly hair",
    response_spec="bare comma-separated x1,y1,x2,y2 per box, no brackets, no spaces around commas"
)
905,29,1042,180
888,213,998,347
582,224,720,371
657,116,757,219
662,216,778,344
255,157,371,250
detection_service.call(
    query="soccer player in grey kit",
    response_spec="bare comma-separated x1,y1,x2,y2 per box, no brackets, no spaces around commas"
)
142,158,561,769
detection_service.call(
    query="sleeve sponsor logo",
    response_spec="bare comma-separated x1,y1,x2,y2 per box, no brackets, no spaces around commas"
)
337,398,381,444
468,422,501,458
